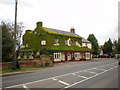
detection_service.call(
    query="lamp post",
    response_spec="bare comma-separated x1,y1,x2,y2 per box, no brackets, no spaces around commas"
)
14,0,18,60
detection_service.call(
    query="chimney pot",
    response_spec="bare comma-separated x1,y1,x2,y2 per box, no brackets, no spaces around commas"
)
70,27,75,33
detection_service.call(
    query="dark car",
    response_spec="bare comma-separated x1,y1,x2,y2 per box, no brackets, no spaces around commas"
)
108,53,115,58
99,54,110,58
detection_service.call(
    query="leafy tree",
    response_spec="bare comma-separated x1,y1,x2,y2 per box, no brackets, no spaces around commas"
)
2,20,24,62
87,34,99,55
113,38,120,54
103,38,113,54
2,21,14,62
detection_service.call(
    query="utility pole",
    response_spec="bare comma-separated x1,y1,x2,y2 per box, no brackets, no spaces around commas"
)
14,0,18,60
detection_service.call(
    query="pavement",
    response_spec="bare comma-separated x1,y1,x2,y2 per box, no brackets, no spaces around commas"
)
1,59,95,77
0,71,33,77
1,58,119,89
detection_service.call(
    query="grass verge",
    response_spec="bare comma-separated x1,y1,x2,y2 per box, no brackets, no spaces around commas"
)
1,67,42,74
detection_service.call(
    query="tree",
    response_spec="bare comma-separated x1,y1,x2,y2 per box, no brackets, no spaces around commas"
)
87,34,99,55
113,38,120,54
2,21,14,62
103,38,113,54
2,20,24,62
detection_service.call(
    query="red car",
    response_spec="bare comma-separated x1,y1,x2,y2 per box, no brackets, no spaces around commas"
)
99,54,110,58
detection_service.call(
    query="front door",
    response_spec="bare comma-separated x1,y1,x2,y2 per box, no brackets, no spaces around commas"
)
65,53,68,61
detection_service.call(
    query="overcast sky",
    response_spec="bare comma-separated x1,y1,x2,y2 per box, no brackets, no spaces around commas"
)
0,0,119,45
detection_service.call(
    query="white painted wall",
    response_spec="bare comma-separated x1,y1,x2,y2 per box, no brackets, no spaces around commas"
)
82,43,92,49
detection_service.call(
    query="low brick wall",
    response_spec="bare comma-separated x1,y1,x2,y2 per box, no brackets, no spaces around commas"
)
2,60,42,70
2,62,12,70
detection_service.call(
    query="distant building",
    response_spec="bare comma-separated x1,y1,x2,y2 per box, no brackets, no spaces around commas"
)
99,45,103,55
18,22,92,62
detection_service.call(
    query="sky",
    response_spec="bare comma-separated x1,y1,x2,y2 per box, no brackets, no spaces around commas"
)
0,0,119,45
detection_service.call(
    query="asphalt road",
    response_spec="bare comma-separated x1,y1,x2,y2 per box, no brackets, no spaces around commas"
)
1,58,119,89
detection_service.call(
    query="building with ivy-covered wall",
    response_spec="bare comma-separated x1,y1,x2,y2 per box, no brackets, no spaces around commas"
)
18,22,92,62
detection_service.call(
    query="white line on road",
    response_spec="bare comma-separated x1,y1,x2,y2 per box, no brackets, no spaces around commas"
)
58,80,70,86
4,62,118,89
84,71,98,74
52,78,70,86
52,78,57,81
62,66,118,89
93,68,106,71
72,73,88,79
22,84,30,90
77,75,88,79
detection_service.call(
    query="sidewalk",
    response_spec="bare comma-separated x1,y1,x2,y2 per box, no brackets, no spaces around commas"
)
0,71,33,77
1,58,115,77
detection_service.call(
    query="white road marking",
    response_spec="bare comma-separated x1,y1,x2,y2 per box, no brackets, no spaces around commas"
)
62,66,118,89
84,71,98,74
52,78,70,86
52,78,57,81
77,75,88,79
22,84,30,90
72,73,88,79
94,68,106,71
4,62,118,89
58,80,70,86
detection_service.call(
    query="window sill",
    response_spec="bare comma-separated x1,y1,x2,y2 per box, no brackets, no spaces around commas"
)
54,44,59,46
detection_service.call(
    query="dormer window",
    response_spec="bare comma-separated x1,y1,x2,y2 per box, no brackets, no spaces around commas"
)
67,38,71,46
75,41,81,47
41,40,46,45
54,38,59,45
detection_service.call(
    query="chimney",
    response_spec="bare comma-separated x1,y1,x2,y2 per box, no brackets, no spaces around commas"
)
36,22,42,28
70,27,75,33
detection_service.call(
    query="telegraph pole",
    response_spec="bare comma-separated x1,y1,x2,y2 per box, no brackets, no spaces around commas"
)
14,0,18,60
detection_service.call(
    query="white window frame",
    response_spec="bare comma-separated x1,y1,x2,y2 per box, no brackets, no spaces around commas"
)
54,38,59,45
66,38,71,46
74,53,80,58
85,53,90,58
54,52,61,59
41,40,46,45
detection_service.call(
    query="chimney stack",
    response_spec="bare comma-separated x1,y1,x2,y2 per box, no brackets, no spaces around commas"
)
70,27,75,33
37,22,42,28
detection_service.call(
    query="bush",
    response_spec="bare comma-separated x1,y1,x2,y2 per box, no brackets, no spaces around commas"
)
40,48,50,55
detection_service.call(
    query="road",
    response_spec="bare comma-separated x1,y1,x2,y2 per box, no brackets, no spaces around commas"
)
1,58,119,89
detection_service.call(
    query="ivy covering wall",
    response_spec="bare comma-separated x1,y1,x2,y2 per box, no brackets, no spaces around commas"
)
22,22,91,52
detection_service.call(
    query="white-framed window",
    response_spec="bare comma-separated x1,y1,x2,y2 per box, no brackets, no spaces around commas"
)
54,38,59,45
54,38,58,44
54,52,61,59
85,53,90,58
65,38,71,46
74,53,80,58
41,40,46,45
75,41,81,47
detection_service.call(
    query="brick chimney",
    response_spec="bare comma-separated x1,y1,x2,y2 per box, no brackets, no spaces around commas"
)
70,27,75,33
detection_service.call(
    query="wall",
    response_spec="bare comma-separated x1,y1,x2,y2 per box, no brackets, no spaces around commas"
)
2,60,42,70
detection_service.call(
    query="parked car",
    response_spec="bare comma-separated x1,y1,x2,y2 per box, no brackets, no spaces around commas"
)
99,54,110,58
108,53,115,58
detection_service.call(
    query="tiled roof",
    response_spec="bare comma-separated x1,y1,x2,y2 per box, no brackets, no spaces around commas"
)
44,27,90,43
44,27,80,37
82,37,90,43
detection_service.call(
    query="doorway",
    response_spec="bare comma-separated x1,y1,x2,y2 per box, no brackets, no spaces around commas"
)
65,53,68,61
